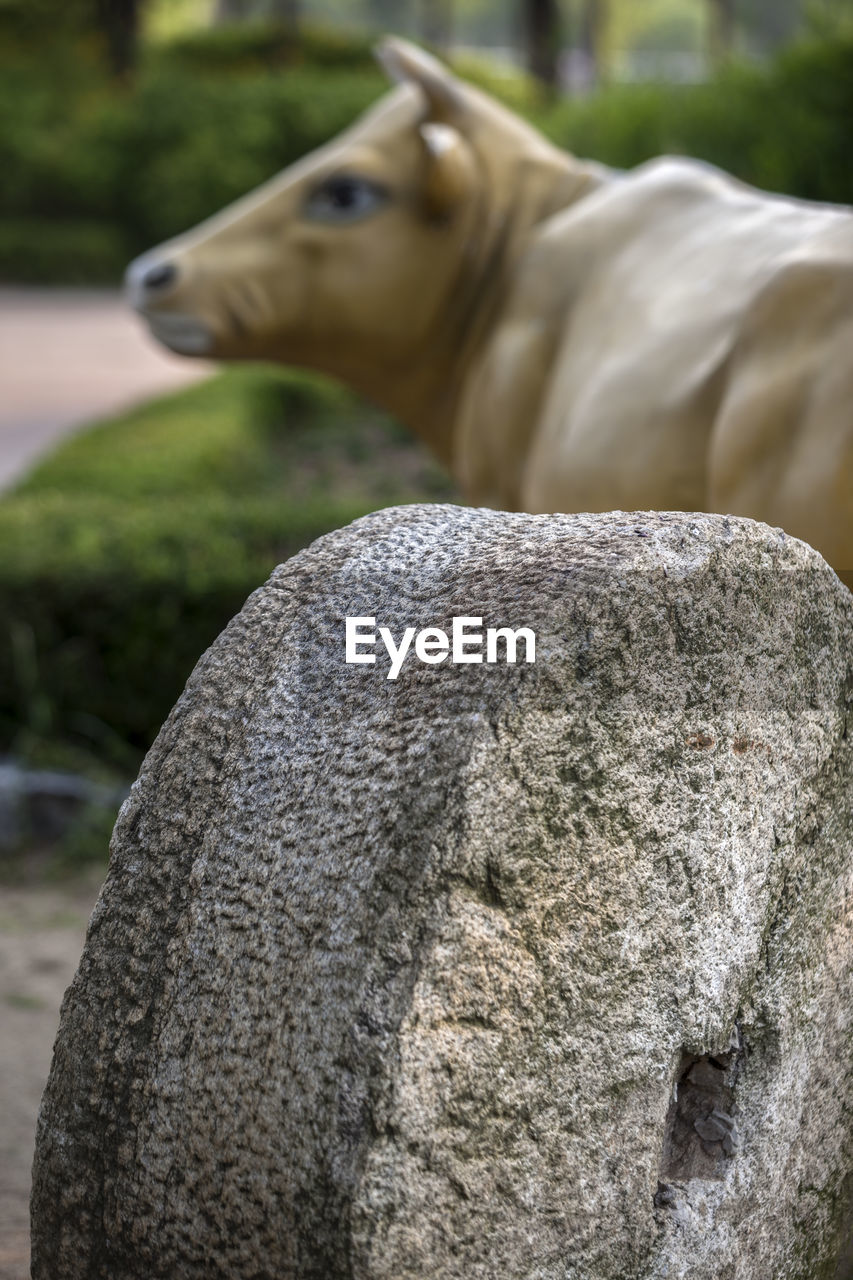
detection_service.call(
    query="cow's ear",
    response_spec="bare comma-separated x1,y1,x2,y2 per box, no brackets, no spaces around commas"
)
375,36,464,123
420,122,476,218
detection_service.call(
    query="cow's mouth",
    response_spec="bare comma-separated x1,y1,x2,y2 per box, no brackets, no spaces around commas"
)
143,310,214,356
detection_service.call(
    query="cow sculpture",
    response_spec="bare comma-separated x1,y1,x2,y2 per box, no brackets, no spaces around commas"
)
127,37,853,584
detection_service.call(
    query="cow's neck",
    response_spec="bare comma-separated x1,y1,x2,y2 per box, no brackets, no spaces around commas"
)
436,149,609,443
345,148,607,470
288,147,607,472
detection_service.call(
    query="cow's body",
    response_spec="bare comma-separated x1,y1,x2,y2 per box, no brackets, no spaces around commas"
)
127,38,853,582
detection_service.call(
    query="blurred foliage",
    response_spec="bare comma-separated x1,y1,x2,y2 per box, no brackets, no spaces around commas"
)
146,0,211,41
0,20,386,282
0,219,128,285
0,14,851,283
0,0,98,51
536,32,853,205
450,48,541,112
0,369,454,766
157,16,376,69
606,0,704,58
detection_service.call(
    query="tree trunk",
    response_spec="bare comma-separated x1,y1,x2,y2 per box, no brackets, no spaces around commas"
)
708,0,736,63
96,0,140,78
268,0,300,26
420,0,452,52
577,0,607,86
522,0,561,90
213,0,253,21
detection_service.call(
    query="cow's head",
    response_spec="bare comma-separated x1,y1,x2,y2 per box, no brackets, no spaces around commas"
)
126,39,592,449
125,40,507,373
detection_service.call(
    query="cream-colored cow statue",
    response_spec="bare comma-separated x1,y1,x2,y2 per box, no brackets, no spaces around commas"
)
127,37,853,584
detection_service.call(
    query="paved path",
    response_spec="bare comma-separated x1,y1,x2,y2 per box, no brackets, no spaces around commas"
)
0,289,213,490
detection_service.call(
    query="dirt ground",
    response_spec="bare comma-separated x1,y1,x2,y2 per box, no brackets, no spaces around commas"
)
0,874,102,1280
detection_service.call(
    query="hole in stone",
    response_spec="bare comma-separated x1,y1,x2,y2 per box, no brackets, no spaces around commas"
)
482,858,504,908
659,1041,743,1185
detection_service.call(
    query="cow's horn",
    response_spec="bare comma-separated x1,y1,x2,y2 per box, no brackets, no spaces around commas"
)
375,36,464,123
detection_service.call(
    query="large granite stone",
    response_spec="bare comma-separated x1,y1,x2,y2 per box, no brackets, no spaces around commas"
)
31,506,853,1278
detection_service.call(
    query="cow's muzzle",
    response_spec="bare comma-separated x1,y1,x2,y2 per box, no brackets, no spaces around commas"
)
124,253,214,356
125,252,180,309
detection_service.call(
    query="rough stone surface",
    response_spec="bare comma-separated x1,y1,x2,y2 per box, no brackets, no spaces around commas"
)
31,506,853,1280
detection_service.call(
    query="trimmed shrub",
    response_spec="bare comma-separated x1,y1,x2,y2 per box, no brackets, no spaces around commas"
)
0,488,366,756
0,369,454,763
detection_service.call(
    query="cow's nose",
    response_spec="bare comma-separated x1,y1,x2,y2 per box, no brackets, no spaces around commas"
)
142,262,177,291
124,253,180,310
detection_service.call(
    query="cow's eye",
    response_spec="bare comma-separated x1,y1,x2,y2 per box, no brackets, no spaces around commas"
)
304,175,388,223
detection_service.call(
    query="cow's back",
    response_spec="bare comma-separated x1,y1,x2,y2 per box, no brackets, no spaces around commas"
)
480,159,853,538
708,217,853,584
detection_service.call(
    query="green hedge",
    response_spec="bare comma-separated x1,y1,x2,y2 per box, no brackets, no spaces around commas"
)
0,218,128,285
156,20,378,74
0,22,388,283
0,490,359,756
0,369,453,765
0,65,386,280
536,34,853,206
